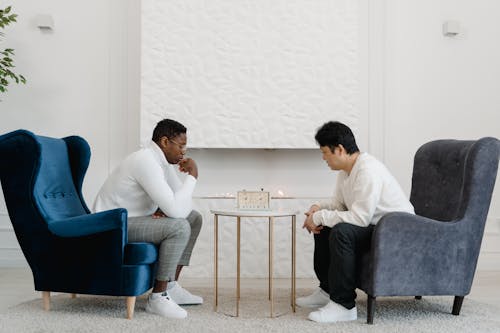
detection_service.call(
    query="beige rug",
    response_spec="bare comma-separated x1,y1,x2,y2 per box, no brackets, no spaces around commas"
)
0,288,499,333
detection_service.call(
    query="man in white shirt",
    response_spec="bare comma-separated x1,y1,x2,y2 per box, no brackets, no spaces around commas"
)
298,121,414,323
93,119,202,319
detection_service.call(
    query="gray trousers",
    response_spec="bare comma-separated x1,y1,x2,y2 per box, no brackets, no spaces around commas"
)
128,210,202,281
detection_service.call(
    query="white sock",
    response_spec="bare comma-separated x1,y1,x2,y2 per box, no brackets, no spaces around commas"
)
167,281,177,290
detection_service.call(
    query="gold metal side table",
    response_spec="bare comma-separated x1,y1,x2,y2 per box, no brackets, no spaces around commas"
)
211,209,298,318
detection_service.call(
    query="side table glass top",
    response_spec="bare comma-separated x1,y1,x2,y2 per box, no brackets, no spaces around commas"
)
210,209,299,217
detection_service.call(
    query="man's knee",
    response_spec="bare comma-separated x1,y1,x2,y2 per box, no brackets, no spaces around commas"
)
175,219,191,240
189,210,203,229
329,223,354,244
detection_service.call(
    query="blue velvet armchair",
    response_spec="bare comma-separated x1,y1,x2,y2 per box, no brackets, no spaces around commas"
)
0,130,158,319
357,137,499,324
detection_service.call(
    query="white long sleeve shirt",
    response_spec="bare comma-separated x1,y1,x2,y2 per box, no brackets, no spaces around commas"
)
312,153,414,228
93,141,196,218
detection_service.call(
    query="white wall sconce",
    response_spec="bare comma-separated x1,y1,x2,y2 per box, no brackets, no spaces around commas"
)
35,14,55,30
443,20,460,37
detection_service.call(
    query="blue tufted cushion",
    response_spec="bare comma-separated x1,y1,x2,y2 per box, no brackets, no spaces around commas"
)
124,242,158,265
33,136,87,222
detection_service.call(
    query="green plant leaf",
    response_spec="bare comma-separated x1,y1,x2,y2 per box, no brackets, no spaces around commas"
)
0,6,26,95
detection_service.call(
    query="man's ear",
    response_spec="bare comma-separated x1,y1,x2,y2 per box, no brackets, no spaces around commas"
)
159,136,169,148
336,144,346,155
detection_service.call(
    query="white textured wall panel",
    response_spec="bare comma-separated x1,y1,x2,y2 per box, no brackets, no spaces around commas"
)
141,0,361,148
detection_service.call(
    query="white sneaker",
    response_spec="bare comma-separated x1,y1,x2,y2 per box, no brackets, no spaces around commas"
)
146,292,187,319
308,301,357,323
168,282,203,305
296,288,330,308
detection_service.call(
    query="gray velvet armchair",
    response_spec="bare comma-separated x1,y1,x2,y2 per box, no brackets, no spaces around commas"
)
357,137,499,324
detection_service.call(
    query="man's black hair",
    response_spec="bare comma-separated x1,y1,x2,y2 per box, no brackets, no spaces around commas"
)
152,119,187,142
314,121,360,154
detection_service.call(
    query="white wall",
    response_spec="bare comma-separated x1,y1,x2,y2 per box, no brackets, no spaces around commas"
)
0,0,141,197
0,0,110,196
0,0,499,275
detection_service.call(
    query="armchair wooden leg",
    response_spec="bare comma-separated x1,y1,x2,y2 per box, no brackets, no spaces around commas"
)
415,296,422,300
42,291,50,311
452,296,464,315
367,295,376,324
71,293,77,299
126,296,136,319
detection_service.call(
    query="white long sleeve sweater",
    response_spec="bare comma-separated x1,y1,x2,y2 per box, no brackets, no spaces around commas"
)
93,141,196,218
312,153,414,228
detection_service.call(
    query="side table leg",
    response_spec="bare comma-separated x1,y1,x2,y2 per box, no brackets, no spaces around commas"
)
291,214,296,312
214,214,218,312
237,216,241,317
268,216,271,301
269,216,274,318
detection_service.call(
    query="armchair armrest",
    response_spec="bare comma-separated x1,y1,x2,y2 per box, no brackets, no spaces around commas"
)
45,208,132,295
373,212,460,248
369,212,468,296
48,208,127,238
372,212,462,263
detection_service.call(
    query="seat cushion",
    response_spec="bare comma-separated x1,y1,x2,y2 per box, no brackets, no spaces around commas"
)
124,242,158,265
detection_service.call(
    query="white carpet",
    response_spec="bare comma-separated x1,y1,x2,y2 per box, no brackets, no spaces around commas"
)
1,288,499,333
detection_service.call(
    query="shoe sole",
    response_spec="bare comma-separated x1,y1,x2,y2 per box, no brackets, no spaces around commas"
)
296,302,329,308
308,314,357,323
145,305,188,319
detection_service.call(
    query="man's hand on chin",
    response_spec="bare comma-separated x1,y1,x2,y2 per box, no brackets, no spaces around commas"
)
179,158,198,179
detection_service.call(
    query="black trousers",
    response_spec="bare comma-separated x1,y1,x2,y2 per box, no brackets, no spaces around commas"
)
313,222,374,309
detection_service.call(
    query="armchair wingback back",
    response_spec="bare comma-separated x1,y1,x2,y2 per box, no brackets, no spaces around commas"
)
411,138,497,224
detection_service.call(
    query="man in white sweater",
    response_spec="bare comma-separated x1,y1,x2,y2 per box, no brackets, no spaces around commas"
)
93,119,202,319
298,121,414,323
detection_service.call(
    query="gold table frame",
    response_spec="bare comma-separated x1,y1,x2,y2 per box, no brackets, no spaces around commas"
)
211,209,297,318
